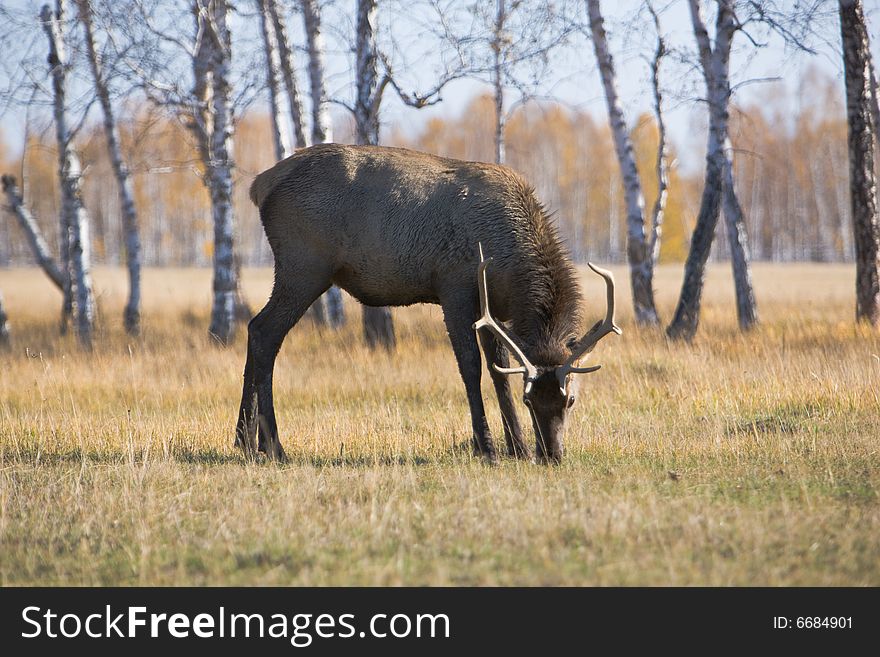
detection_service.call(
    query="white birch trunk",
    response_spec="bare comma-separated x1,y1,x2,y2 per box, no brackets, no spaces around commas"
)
354,0,395,349
1,174,65,290
257,0,292,161
302,0,343,327
647,5,667,268
710,10,757,330
493,0,506,165
205,0,238,344
268,0,307,149
302,0,333,144
587,0,659,326
78,0,142,335
668,0,757,338
42,0,95,348
721,140,758,329
191,6,213,168
667,0,729,340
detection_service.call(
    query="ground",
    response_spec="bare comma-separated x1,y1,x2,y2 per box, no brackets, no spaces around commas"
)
0,263,878,585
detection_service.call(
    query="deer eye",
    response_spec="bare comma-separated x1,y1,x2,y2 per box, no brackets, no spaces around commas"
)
567,395,576,409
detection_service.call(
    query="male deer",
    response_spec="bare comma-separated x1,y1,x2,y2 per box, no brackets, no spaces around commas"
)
237,144,620,463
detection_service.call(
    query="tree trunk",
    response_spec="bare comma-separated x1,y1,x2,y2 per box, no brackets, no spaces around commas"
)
492,0,506,165
78,0,142,335
42,0,95,348
721,141,758,330
188,1,245,342
0,290,10,349
302,0,333,145
354,0,395,349
868,58,880,166
324,287,344,328
268,0,307,149
58,195,73,335
587,0,659,326
205,0,238,344
840,0,880,325
667,0,757,339
666,142,725,341
647,4,667,269
1,174,65,290
301,0,344,328
354,0,381,145
257,0,292,161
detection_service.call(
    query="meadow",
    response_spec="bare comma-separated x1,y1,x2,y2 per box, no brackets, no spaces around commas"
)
0,263,878,586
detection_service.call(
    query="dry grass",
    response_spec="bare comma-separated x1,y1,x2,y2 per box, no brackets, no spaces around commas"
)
1,263,878,585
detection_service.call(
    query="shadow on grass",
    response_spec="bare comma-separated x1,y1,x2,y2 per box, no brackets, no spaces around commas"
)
4,446,247,467
4,435,522,469
3,445,463,468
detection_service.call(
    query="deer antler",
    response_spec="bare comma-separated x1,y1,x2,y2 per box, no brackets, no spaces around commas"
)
472,243,538,393
556,263,621,391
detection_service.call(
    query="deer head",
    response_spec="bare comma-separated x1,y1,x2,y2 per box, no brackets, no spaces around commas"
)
473,244,621,463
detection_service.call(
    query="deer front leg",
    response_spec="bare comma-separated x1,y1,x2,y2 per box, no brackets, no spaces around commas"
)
478,330,531,460
442,302,498,464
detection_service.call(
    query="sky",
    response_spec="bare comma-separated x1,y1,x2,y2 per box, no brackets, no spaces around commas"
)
2,0,880,175
369,0,878,173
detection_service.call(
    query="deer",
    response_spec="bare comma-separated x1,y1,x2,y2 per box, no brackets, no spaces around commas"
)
237,143,620,464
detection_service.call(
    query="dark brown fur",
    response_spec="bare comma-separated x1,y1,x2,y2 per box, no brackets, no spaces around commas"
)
237,144,588,462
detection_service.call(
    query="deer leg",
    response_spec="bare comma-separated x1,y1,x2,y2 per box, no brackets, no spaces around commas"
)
235,331,258,455
250,297,293,461
478,330,530,460
442,303,498,464
237,276,328,461
237,295,289,459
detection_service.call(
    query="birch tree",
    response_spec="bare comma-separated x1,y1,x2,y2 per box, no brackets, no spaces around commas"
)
256,0,292,161
268,0,307,150
124,0,244,343
667,0,757,340
353,0,395,349
261,0,337,326
301,0,345,328
1,174,65,291
463,0,567,165
587,0,659,326
302,0,332,145
344,0,470,347
202,0,238,343
646,3,668,271
840,0,880,325
41,0,96,348
77,0,142,335
491,0,507,164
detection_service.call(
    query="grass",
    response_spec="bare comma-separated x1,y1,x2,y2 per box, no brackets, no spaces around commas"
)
0,263,878,585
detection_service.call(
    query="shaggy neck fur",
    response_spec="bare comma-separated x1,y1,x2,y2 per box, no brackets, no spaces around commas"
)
507,201,585,367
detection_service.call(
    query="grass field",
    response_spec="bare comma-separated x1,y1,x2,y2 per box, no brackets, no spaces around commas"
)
0,263,878,586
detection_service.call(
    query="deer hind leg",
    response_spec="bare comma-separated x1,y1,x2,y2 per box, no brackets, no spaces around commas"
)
235,331,259,454
235,272,330,461
441,298,498,464
478,330,531,460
